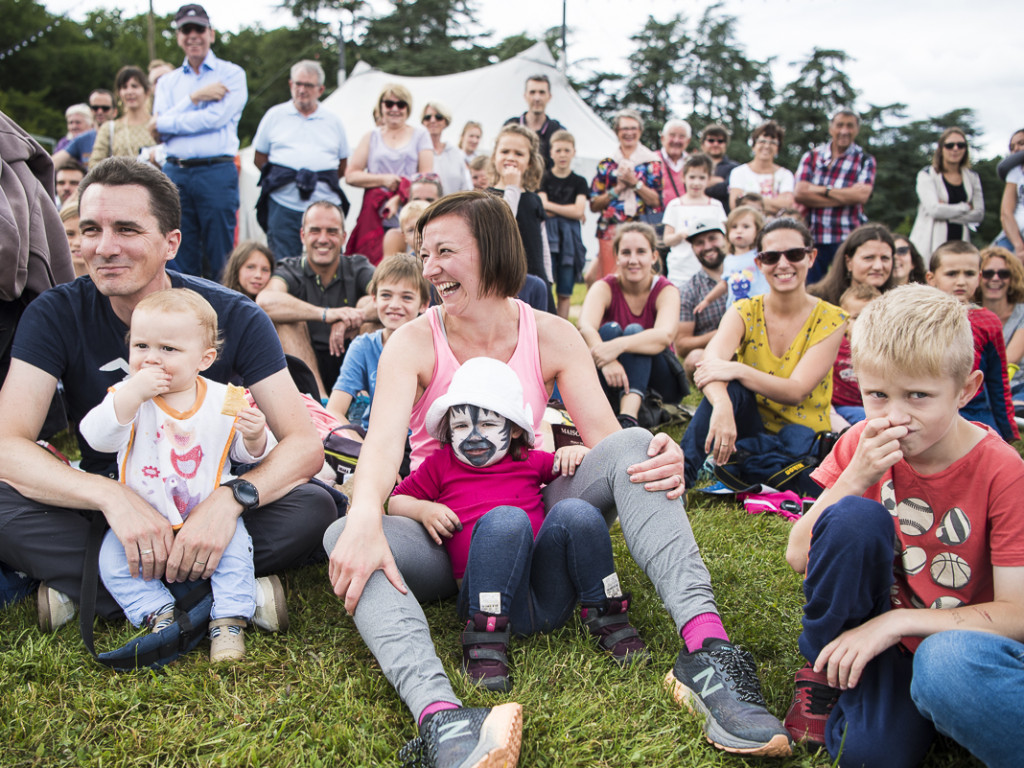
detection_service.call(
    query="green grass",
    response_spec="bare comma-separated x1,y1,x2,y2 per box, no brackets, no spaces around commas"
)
0,431,982,767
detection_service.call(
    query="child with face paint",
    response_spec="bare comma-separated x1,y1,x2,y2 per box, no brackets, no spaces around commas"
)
390,357,648,692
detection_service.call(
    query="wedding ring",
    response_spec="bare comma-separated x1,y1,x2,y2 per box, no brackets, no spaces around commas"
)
140,549,153,555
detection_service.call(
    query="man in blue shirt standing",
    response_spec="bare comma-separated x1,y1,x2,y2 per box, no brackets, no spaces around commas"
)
253,60,350,262
151,4,247,280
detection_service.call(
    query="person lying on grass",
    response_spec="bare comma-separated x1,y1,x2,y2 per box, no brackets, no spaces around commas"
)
389,357,648,694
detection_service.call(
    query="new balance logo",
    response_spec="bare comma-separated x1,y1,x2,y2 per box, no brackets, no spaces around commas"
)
438,719,472,743
693,665,723,697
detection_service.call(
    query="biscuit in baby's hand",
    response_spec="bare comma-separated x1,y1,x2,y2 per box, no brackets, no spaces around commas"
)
221,384,247,417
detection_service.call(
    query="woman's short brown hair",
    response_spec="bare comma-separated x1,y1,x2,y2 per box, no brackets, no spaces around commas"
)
416,191,527,299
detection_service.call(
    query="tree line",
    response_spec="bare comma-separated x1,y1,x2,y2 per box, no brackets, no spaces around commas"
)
0,0,1010,242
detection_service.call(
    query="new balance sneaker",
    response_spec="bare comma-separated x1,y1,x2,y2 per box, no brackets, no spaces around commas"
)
209,617,247,663
37,582,75,632
252,575,288,632
461,613,513,693
398,703,522,768
783,663,841,748
580,594,650,667
665,638,791,757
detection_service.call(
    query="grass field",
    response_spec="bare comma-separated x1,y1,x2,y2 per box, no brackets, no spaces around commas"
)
0,425,984,768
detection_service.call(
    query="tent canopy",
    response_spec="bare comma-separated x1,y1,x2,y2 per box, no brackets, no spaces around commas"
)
238,42,618,249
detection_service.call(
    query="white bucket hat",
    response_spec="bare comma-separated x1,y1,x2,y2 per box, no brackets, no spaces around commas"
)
425,357,535,446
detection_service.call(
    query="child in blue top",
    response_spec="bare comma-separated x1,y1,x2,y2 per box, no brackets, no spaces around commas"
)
326,253,430,440
694,205,767,314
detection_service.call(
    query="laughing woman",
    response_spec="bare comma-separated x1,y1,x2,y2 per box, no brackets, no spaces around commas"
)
682,217,846,486
578,222,684,428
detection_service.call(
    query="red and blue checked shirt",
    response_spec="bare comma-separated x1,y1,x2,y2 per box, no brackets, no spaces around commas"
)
796,141,876,245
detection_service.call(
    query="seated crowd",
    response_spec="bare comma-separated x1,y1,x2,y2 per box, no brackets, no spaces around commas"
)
2,5,1023,768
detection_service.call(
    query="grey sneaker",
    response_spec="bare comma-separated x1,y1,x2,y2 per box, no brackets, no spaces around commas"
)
37,582,75,632
665,638,791,757
252,575,288,632
398,703,522,768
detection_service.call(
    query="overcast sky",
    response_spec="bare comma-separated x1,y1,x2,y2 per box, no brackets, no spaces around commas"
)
43,0,1019,156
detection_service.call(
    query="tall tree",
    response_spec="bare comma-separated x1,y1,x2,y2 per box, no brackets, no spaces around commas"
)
618,14,690,148
773,48,858,168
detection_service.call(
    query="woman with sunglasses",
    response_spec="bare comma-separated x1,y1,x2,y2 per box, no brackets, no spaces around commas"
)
87,66,155,170
976,246,1024,399
809,222,896,306
909,127,984,259
890,235,927,286
345,84,433,264
681,217,846,486
421,102,471,196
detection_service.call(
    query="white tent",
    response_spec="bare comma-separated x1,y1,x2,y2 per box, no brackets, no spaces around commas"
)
237,42,617,254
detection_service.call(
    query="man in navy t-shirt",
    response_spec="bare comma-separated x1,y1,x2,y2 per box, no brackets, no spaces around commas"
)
0,157,336,624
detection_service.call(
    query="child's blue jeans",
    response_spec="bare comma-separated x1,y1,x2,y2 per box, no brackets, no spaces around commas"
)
457,499,617,635
99,518,256,626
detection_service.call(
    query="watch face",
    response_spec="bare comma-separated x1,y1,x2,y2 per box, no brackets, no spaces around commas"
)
231,480,259,508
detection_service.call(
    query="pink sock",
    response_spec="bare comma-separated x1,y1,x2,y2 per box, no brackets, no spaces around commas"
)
418,701,460,727
681,613,729,653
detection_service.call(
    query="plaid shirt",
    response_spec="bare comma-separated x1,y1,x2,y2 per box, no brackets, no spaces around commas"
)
679,269,727,336
796,141,876,244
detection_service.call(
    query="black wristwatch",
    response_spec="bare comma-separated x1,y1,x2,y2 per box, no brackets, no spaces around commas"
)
223,478,260,510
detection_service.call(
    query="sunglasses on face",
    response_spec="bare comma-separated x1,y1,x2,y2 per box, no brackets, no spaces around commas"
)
422,114,445,122
90,104,112,112
382,99,408,110
894,246,911,256
943,141,967,150
179,23,206,35
982,269,1011,281
703,137,726,144
757,248,811,265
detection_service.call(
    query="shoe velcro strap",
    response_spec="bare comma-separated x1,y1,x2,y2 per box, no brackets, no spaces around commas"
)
596,625,640,649
465,647,508,664
584,611,632,631
461,628,510,645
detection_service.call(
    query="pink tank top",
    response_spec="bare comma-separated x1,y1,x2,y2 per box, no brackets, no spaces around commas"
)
409,299,548,470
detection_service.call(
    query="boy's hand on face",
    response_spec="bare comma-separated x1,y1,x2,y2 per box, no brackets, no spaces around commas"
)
844,417,908,493
814,611,905,690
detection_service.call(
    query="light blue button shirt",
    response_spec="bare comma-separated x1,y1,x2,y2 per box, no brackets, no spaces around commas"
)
154,50,247,160
252,100,350,211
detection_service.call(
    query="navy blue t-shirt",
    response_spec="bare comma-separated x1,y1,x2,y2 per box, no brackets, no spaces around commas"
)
12,271,285,475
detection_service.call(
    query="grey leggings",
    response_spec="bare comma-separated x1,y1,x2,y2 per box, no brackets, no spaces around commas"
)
322,427,718,722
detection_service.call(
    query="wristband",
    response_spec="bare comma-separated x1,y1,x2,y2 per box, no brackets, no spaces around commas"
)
322,308,327,323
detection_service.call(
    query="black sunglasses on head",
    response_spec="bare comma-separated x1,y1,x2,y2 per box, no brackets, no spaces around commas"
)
757,248,811,265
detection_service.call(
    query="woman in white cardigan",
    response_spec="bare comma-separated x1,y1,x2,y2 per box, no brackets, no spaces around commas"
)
909,127,984,258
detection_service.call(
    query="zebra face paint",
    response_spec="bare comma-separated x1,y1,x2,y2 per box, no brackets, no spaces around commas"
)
449,405,513,467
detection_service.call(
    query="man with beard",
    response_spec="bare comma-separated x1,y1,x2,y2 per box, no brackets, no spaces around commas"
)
257,201,375,398
675,212,729,375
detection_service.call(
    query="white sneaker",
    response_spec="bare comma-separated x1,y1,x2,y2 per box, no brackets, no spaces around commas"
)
252,575,288,632
37,582,75,632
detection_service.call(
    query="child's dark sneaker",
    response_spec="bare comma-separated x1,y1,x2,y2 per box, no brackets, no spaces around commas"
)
783,662,841,748
461,613,512,693
665,638,791,757
616,413,640,429
580,593,649,666
398,703,522,768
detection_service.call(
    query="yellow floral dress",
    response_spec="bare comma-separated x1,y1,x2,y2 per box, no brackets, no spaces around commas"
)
735,295,846,433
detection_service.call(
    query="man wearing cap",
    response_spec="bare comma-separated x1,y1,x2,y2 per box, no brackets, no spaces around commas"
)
676,213,729,376
151,3,247,279
253,60,349,262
